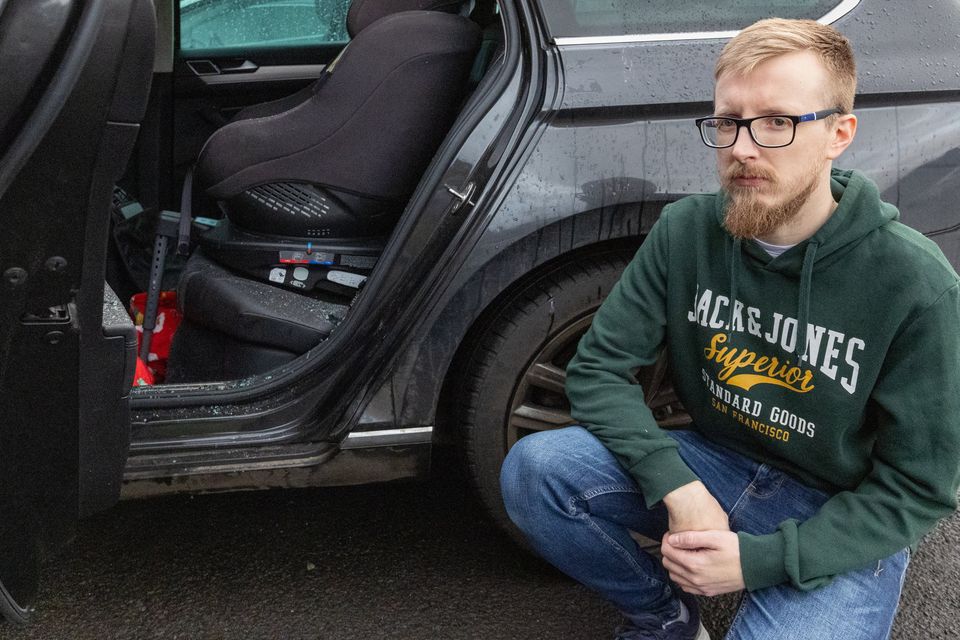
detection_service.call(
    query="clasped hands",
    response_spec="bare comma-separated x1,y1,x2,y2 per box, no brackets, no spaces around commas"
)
659,480,745,596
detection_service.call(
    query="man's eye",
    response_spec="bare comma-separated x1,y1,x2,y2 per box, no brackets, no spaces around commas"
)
766,117,791,129
714,119,736,131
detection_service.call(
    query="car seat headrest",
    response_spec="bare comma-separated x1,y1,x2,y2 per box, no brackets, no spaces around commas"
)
347,0,467,38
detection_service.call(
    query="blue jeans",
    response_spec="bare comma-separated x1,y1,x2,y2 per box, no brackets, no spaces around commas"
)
500,426,909,640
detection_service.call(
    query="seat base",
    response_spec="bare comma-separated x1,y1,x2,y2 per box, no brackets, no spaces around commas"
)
199,220,383,297
166,320,302,383
166,249,349,382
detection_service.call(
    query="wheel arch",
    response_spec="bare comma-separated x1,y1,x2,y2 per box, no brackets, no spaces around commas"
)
389,202,664,439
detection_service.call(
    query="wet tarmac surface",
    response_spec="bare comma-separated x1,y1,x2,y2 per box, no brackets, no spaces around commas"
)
1,460,957,639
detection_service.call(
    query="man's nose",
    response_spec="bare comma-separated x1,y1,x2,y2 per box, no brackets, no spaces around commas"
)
730,124,760,162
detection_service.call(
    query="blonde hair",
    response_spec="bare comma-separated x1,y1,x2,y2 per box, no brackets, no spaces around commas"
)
715,18,856,114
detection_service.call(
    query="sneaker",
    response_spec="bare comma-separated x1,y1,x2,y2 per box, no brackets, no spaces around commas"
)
613,592,710,640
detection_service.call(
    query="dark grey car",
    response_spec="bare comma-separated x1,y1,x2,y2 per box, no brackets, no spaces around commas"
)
0,0,957,623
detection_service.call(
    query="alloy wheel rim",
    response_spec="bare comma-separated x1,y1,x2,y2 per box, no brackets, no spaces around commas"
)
505,312,691,451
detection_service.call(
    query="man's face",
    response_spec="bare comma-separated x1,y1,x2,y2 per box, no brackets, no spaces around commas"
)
714,50,837,239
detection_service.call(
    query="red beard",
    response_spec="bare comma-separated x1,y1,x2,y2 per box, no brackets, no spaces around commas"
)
721,162,820,239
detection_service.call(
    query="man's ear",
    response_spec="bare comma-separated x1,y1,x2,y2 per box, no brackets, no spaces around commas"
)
826,113,857,160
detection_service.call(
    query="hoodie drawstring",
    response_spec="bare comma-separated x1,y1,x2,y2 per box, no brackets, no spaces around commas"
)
727,237,817,361
796,240,819,361
727,237,741,340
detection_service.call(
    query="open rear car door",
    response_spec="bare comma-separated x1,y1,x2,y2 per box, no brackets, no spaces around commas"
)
0,0,155,623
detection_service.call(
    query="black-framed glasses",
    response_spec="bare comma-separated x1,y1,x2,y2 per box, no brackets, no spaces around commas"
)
695,108,842,149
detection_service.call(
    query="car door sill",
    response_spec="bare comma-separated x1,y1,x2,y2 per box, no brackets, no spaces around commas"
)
121,442,432,498
123,441,339,480
122,426,435,481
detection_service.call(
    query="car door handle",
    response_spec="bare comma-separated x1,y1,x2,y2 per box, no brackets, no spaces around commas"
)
219,59,258,74
187,59,260,76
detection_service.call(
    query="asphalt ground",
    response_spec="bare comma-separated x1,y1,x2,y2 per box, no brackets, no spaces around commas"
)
2,459,957,640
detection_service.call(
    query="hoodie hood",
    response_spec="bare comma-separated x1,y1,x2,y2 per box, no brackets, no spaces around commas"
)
714,169,899,358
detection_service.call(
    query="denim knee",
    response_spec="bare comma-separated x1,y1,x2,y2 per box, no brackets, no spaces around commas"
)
500,427,582,526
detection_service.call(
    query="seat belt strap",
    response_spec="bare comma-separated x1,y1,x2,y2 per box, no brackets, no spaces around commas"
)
177,166,194,256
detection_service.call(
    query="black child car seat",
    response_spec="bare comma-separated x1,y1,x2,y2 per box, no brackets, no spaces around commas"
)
195,0,482,240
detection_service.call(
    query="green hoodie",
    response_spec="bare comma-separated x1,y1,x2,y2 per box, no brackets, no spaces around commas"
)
566,169,960,592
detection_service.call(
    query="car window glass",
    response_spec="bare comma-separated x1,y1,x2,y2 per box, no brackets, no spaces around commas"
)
540,1,844,39
179,0,351,53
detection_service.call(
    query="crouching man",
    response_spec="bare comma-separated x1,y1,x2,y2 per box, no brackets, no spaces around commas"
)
501,18,960,640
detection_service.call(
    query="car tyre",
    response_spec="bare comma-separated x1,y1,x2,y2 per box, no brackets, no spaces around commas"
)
456,250,633,540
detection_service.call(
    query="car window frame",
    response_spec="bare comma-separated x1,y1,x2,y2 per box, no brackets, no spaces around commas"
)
546,0,862,45
176,0,352,56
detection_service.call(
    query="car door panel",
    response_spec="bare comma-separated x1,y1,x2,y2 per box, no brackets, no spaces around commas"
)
0,0,155,621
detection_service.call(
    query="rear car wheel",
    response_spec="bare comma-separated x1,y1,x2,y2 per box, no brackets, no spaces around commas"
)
456,249,689,539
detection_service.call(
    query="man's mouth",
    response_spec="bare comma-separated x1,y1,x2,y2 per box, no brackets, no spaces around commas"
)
725,164,775,191
732,175,767,188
